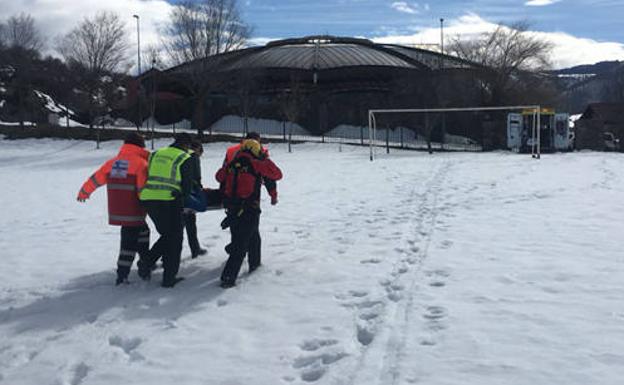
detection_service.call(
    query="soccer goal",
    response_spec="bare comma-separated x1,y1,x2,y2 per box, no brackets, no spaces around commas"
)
368,106,543,161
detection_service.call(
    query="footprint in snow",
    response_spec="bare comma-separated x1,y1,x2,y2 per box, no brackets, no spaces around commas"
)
425,269,450,278
293,340,347,383
359,312,379,321
360,258,381,264
423,306,447,320
439,240,453,249
356,324,376,346
69,362,90,385
108,335,144,361
348,290,368,298
423,306,448,332
299,339,339,352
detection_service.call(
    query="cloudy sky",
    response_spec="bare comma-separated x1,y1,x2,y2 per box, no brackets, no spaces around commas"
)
2,0,624,69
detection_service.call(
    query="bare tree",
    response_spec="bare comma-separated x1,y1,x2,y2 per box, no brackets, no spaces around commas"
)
58,11,129,74
278,75,307,153
232,68,262,135
448,21,553,104
2,13,44,51
143,45,165,71
160,0,252,134
162,0,252,66
0,22,5,49
57,11,130,130
0,14,44,128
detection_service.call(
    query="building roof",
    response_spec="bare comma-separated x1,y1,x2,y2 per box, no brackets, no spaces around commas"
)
166,35,477,76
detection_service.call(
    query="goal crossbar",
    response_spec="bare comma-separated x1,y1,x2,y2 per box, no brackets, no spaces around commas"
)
368,105,542,160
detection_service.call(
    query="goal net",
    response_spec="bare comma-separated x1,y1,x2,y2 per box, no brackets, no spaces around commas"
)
367,106,543,161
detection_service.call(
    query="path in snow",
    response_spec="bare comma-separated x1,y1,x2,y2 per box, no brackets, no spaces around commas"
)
1,139,623,385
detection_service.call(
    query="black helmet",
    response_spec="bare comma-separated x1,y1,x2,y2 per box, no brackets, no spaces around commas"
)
173,133,193,147
124,132,146,148
191,140,204,155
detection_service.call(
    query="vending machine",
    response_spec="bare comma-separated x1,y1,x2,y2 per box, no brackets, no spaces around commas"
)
507,109,570,152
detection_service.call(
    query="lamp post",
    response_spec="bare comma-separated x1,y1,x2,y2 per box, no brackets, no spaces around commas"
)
150,58,157,150
133,14,142,130
440,18,444,55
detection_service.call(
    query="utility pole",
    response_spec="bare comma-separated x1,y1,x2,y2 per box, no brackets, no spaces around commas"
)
133,14,142,130
150,58,157,150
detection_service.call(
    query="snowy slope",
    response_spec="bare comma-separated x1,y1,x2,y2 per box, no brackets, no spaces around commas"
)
0,138,623,385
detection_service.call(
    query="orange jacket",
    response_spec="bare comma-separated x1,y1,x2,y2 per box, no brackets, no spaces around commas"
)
78,143,149,226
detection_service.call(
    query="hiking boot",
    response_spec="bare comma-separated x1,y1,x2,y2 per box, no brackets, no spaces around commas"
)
137,268,151,281
249,264,262,274
161,277,185,288
115,277,129,286
219,280,236,289
191,248,208,259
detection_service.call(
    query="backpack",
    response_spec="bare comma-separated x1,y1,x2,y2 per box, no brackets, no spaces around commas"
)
222,153,262,207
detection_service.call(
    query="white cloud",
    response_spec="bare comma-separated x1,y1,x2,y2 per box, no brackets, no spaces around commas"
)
391,2,420,15
372,13,624,68
248,37,274,47
525,0,561,6
0,0,174,71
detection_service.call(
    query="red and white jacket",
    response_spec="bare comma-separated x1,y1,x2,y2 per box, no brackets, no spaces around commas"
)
77,143,149,226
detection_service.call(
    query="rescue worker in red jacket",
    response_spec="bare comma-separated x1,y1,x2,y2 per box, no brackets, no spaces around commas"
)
77,133,151,285
224,132,278,205
216,138,283,288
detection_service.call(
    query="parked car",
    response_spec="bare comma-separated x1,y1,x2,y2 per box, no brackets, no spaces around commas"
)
603,132,620,151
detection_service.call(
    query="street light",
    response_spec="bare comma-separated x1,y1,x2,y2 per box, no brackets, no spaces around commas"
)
133,15,141,75
440,18,444,55
133,14,142,130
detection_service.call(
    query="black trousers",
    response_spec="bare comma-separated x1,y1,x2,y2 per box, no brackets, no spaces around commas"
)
117,224,150,279
183,212,201,254
143,200,184,284
221,209,261,283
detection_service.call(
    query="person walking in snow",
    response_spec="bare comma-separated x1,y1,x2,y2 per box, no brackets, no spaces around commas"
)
77,132,152,285
184,139,207,259
216,138,283,288
139,133,195,288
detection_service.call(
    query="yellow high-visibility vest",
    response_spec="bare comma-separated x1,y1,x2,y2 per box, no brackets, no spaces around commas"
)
139,146,191,201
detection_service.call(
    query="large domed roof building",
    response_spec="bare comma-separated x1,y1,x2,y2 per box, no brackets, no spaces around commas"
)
142,35,485,138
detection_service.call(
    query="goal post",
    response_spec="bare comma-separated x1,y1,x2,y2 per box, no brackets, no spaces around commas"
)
368,106,542,161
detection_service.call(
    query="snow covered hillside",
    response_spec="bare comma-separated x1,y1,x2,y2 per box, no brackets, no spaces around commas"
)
1,138,623,385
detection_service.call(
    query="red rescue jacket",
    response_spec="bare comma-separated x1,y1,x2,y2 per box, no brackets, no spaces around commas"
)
216,151,282,208
77,143,149,226
224,142,277,199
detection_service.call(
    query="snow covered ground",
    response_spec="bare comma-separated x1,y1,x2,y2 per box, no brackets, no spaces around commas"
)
1,137,623,385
